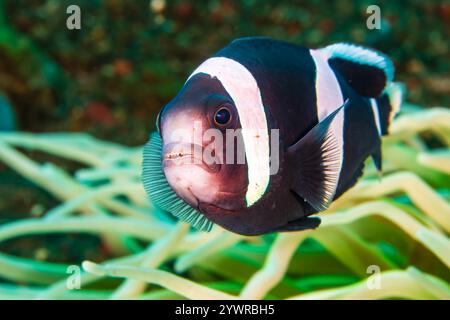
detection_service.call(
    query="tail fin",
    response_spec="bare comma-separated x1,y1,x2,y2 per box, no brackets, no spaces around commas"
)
376,82,404,135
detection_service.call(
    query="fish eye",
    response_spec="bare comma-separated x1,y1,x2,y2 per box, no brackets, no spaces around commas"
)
213,106,232,127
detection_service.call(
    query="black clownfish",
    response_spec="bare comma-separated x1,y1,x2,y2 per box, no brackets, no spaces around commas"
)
142,37,403,236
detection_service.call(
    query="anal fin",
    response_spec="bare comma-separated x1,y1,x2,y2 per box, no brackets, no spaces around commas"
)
273,216,321,232
371,146,382,174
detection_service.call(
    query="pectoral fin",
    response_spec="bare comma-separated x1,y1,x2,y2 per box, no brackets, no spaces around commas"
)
287,100,348,212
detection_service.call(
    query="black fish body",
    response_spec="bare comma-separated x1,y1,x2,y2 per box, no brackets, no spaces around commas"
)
143,37,403,236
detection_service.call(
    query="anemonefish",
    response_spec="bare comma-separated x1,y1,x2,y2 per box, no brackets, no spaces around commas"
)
143,37,403,236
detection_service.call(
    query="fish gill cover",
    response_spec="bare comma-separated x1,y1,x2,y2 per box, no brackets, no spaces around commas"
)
0,103,449,300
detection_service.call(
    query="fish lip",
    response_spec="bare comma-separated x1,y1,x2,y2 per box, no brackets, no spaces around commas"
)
162,142,221,173
187,186,200,208
198,201,238,215
181,188,237,214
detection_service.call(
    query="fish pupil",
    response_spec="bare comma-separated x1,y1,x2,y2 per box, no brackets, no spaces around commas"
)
214,107,231,126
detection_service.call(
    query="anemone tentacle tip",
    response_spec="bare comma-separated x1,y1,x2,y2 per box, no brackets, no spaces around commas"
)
82,261,104,276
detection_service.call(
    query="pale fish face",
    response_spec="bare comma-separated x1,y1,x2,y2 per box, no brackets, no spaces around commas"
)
159,74,248,213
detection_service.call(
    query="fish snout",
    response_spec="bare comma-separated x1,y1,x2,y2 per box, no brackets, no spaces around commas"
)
162,142,221,173
162,142,222,209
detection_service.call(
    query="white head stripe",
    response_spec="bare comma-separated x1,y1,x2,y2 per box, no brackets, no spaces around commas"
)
310,49,345,192
370,98,382,136
188,57,270,207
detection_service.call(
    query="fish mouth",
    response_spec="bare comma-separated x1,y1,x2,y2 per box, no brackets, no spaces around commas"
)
162,142,221,173
198,201,238,215
165,181,237,215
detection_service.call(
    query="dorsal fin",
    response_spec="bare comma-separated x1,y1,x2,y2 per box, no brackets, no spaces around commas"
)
319,43,394,98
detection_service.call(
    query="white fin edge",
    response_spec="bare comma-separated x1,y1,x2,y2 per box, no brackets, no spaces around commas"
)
320,43,394,82
385,82,405,123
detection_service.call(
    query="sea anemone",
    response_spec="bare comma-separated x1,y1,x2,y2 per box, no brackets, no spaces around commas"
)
0,103,448,300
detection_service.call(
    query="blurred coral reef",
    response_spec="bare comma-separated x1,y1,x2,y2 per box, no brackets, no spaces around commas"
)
0,1,449,144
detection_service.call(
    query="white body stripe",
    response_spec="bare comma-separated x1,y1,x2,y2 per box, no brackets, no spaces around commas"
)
310,49,345,196
370,98,382,136
188,57,270,207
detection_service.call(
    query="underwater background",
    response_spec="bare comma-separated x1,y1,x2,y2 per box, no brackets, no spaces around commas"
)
0,0,449,299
